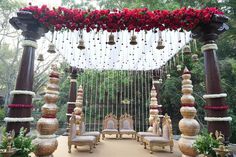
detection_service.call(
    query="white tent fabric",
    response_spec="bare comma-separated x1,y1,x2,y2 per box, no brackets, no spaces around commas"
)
49,30,190,71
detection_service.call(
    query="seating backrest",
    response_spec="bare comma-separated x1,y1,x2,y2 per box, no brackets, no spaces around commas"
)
69,113,77,141
119,113,133,130
152,116,161,136
162,114,173,140
103,113,118,130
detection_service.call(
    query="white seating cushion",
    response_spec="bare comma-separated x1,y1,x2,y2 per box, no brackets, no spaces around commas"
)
120,129,135,133
144,136,169,143
137,132,156,136
72,135,96,142
83,131,100,136
102,129,118,132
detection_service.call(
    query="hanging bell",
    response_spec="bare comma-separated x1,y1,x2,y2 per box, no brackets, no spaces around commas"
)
156,39,165,49
192,54,199,62
167,74,171,79
107,33,115,45
176,65,182,71
183,45,191,55
77,39,85,50
47,43,56,53
130,35,137,45
37,54,44,61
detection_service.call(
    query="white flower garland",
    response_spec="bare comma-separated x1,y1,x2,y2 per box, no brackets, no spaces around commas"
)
10,90,35,97
203,93,227,99
204,116,232,122
201,43,218,52
38,134,56,139
66,113,72,116
67,102,76,105
22,40,38,49
70,79,77,83
4,117,34,122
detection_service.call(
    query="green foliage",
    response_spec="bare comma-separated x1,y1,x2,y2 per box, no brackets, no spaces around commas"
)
193,131,220,157
0,128,35,157
0,108,5,121
12,128,35,157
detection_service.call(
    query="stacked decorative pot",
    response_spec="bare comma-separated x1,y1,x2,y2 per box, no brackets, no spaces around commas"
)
178,67,200,157
34,65,59,157
148,85,159,132
74,85,84,123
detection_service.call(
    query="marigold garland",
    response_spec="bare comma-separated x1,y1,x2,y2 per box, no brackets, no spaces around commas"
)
20,5,223,32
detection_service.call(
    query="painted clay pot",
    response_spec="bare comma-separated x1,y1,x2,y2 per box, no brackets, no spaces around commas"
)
44,93,59,104
178,137,197,157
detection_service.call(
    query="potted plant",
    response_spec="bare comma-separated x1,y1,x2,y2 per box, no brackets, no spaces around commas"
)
0,127,35,157
193,131,220,157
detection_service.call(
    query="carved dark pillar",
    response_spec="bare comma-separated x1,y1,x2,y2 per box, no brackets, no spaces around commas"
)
5,11,47,134
66,66,78,123
191,14,231,143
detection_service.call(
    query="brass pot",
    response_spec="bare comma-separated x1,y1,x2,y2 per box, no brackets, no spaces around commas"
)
179,118,200,136
181,95,195,104
41,104,58,116
37,118,59,135
34,138,58,156
178,137,197,156
49,77,59,84
180,107,196,118
44,93,59,104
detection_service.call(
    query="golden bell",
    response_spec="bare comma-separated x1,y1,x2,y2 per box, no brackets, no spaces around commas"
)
167,74,171,79
130,35,137,45
156,40,165,49
47,43,56,53
183,45,191,55
77,39,85,50
37,54,44,61
176,64,182,71
192,54,199,62
107,34,115,45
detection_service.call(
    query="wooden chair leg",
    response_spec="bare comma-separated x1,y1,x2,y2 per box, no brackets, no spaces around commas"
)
170,146,173,153
89,145,93,153
144,142,147,149
150,145,153,154
137,136,139,142
102,133,105,140
68,144,71,153
116,134,118,139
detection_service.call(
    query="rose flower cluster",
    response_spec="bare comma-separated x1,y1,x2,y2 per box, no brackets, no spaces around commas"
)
20,5,223,32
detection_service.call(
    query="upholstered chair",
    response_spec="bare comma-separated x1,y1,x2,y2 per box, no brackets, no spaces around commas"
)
119,113,136,139
136,116,161,144
143,114,174,154
68,113,96,153
101,113,119,139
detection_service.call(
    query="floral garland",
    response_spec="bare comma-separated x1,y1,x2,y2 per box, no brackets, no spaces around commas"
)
8,104,34,108
20,5,223,32
204,116,232,122
4,117,34,122
204,105,229,110
181,103,195,107
42,115,56,118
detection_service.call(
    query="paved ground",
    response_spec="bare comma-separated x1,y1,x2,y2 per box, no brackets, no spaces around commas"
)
31,135,182,157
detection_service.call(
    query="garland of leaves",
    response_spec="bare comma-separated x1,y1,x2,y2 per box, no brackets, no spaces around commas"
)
20,5,223,32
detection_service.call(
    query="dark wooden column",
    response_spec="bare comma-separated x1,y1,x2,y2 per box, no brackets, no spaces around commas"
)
191,14,231,143
66,66,78,123
6,11,47,134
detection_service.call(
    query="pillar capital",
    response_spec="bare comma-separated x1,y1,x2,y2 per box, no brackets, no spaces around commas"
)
191,14,229,43
9,11,48,41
